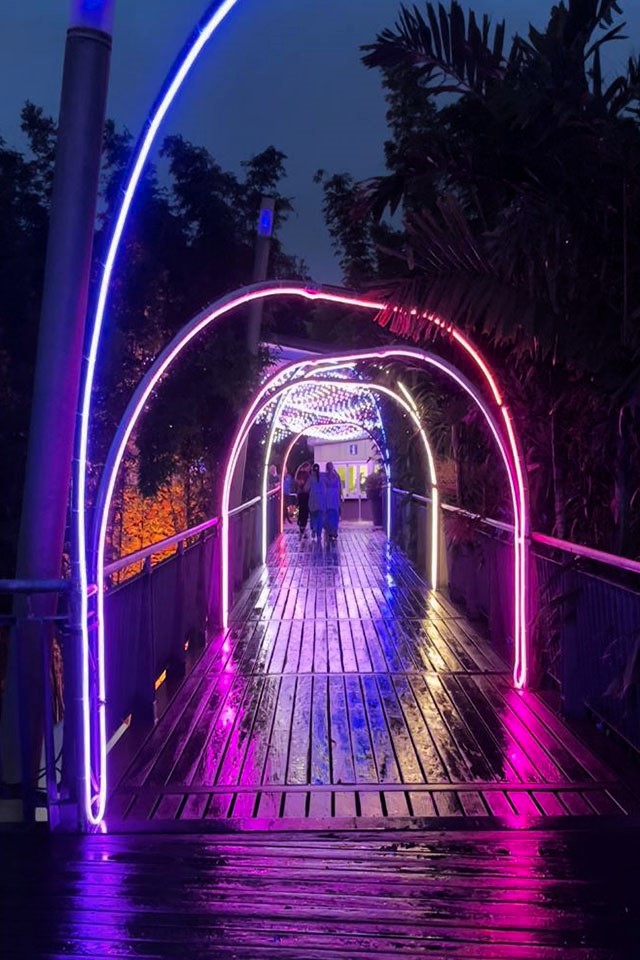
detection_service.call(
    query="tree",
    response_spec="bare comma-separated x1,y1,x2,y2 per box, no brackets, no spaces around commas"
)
319,0,640,552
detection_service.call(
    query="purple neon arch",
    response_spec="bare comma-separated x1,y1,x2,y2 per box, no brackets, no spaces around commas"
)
220,359,515,632
253,379,440,582
87,285,529,827
72,1,529,826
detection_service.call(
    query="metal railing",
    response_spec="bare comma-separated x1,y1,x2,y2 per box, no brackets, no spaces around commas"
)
391,487,640,753
0,579,71,825
0,488,281,825
102,488,280,738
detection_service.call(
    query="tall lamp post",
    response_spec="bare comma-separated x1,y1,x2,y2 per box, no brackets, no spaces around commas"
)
230,196,276,506
0,1,115,818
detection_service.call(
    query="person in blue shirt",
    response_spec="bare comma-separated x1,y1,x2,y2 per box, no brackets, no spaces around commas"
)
324,461,343,543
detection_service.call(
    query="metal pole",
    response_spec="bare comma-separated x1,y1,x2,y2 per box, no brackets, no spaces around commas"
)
230,197,276,506
0,2,114,811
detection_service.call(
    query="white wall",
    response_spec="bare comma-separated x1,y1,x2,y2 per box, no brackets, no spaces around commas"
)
311,438,379,466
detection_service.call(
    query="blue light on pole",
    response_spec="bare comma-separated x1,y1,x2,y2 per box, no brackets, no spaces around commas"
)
70,0,116,32
258,205,274,238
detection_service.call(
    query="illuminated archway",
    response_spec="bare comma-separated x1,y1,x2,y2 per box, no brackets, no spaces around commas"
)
260,373,390,556
258,374,440,562
245,378,439,585
72,2,529,827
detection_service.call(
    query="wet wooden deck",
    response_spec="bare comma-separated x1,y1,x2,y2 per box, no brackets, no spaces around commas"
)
109,525,640,826
3,826,640,959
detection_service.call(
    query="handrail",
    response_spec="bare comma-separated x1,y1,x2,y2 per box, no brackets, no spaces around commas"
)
104,516,219,576
0,578,70,593
104,487,280,577
531,532,640,576
393,487,640,576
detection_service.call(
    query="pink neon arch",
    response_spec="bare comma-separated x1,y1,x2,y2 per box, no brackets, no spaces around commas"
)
88,286,528,826
257,376,439,575
219,356,522,657
74,0,528,831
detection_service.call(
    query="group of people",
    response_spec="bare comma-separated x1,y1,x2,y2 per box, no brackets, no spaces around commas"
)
284,461,343,543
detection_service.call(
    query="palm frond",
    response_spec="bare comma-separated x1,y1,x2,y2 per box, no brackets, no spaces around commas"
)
362,2,508,98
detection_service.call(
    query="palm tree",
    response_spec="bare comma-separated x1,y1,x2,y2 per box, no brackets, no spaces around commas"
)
327,0,640,549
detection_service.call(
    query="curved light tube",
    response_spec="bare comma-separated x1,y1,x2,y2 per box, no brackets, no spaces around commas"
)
217,343,524,671
87,285,528,828
224,376,443,621
261,378,389,560
71,0,527,827
73,0,246,826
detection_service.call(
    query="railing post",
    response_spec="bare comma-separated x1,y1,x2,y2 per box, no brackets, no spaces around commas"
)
191,532,208,651
132,557,156,725
168,541,186,681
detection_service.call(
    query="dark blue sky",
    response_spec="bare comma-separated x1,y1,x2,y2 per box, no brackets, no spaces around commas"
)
2,0,639,281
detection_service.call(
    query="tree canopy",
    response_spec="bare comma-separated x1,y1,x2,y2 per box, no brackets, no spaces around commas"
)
320,0,640,553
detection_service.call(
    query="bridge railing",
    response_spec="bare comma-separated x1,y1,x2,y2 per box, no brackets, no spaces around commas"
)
103,487,280,739
391,488,640,754
0,579,70,825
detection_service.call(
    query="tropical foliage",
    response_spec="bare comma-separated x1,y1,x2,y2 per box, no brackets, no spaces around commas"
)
0,104,305,576
321,0,640,554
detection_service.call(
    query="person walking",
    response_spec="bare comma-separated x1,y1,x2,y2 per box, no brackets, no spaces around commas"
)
295,461,311,538
283,469,296,524
324,461,343,543
308,463,326,542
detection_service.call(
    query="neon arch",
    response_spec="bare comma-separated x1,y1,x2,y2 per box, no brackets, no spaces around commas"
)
260,373,390,559
248,378,439,583
69,0,533,825
259,374,440,561
86,286,529,827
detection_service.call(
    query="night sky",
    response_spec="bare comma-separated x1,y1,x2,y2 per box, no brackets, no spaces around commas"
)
2,0,639,281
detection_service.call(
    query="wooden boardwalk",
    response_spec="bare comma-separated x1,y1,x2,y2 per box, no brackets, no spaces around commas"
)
2,827,640,959
109,525,640,826
5,525,640,960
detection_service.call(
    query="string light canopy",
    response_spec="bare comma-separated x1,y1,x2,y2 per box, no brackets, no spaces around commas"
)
256,366,385,444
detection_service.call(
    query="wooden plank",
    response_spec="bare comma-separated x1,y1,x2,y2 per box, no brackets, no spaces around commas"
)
257,791,282,819
287,675,312,785
457,791,488,817
507,791,542,816
392,676,449,782
361,675,401,783
358,791,383,818
383,790,410,818
532,792,569,816
334,791,357,818
408,791,437,817
558,791,595,816
230,791,257,818
282,791,307,818
313,620,328,673
179,793,209,820
345,675,378,783
483,791,515,817
310,675,331,784
377,674,424,783
328,676,356,785
424,675,495,782
263,675,296,785
152,793,184,820
308,790,332,819
433,791,463,817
